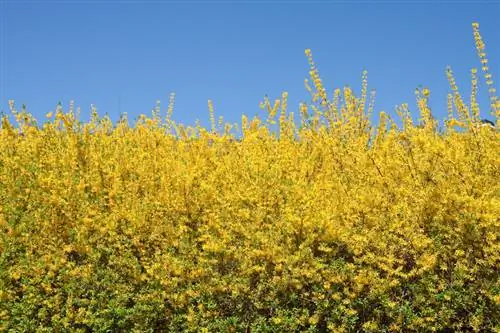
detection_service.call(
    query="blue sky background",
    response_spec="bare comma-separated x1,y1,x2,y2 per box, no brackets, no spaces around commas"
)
1,0,499,131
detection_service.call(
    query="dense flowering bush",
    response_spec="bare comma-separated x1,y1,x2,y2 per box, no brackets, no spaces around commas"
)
0,23,498,332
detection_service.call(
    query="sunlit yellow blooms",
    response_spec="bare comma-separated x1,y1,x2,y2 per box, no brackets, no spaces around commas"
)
473,22,498,120
470,68,480,121
208,99,216,133
0,23,498,333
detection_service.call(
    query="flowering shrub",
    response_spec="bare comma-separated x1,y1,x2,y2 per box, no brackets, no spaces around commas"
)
0,23,498,332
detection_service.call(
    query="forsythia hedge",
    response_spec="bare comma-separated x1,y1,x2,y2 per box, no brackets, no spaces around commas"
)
1,23,499,332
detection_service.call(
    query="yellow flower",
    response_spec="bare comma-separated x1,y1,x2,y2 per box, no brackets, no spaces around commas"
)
0,23,497,332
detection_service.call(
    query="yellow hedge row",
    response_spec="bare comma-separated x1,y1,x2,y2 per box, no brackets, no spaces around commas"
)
0,23,499,332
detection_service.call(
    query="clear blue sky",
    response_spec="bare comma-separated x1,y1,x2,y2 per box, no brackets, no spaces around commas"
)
1,1,499,130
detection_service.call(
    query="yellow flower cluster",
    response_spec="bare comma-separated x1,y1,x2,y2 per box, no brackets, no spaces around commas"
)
0,22,498,332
